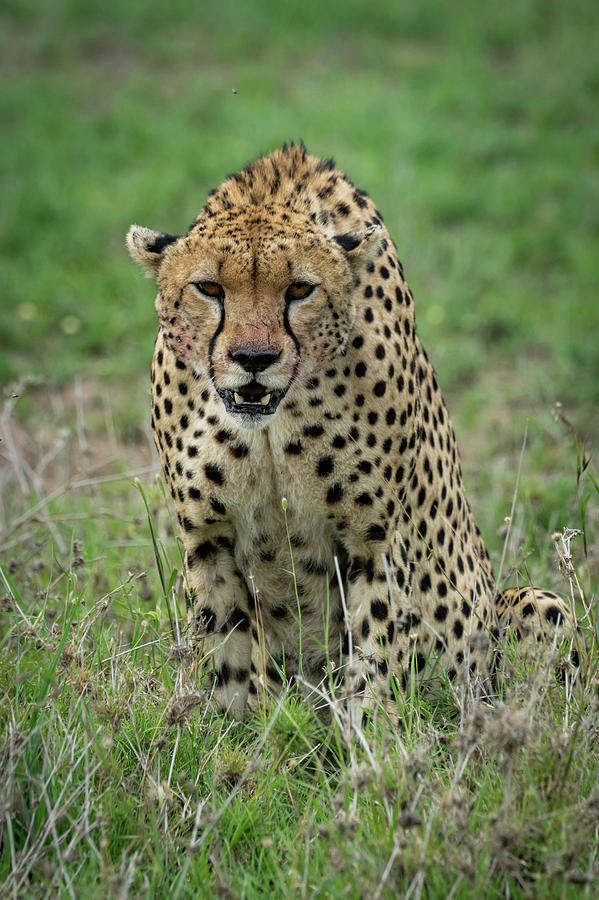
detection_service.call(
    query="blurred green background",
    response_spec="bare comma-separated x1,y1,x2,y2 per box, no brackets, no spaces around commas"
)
1,0,598,445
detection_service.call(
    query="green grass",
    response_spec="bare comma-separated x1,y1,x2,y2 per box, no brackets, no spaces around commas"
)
1,0,599,896
1,470,598,897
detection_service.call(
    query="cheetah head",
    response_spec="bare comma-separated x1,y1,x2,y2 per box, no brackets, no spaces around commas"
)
127,205,381,429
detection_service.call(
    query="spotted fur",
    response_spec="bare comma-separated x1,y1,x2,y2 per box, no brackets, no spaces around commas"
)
127,144,575,719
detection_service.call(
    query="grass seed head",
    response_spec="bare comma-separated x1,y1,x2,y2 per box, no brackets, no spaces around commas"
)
164,690,206,727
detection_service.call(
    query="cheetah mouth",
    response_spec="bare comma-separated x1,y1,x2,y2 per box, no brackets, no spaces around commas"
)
217,382,286,417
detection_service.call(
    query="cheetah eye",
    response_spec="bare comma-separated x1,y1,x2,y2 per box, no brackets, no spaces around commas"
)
191,281,224,300
285,282,318,303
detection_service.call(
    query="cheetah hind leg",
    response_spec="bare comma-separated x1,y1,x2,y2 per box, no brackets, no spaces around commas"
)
495,587,579,666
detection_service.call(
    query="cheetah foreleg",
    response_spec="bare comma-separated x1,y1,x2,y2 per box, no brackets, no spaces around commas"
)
186,546,251,719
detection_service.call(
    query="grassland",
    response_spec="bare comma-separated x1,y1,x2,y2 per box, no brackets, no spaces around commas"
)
1,0,598,896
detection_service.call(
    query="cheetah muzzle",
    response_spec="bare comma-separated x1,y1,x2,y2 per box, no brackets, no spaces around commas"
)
127,143,577,721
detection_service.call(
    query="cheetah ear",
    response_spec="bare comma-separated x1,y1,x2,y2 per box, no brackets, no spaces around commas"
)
333,224,383,264
126,225,180,277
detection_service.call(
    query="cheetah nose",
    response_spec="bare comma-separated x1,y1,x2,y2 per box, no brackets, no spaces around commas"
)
230,347,281,373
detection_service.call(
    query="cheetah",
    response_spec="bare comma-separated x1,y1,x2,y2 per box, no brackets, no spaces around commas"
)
127,143,575,719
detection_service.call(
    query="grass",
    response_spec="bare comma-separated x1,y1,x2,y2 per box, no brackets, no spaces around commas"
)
1,0,599,895
0,441,597,897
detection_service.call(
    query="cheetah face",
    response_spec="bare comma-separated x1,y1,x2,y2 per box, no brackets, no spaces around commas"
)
128,206,382,429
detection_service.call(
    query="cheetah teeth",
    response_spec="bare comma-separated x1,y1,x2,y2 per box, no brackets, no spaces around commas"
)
233,392,271,406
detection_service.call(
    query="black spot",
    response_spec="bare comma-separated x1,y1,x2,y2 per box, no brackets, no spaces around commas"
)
164,398,173,414
373,381,386,397
385,408,396,425
216,663,231,686
285,441,303,455
266,663,281,682
453,620,464,639
355,492,373,506
231,442,249,458
420,574,431,592
271,605,288,619
371,600,388,620
304,424,324,438
195,541,216,561
334,232,361,251
366,523,386,542
178,382,188,395
332,435,346,449
317,456,334,476
230,608,250,632
303,558,330,575
204,463,224,484
210,497,226,515
545,605,563,625
326,483,344,503
355,362,367,377
434,604,448,622
196,606,215,633
361,617,370,638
